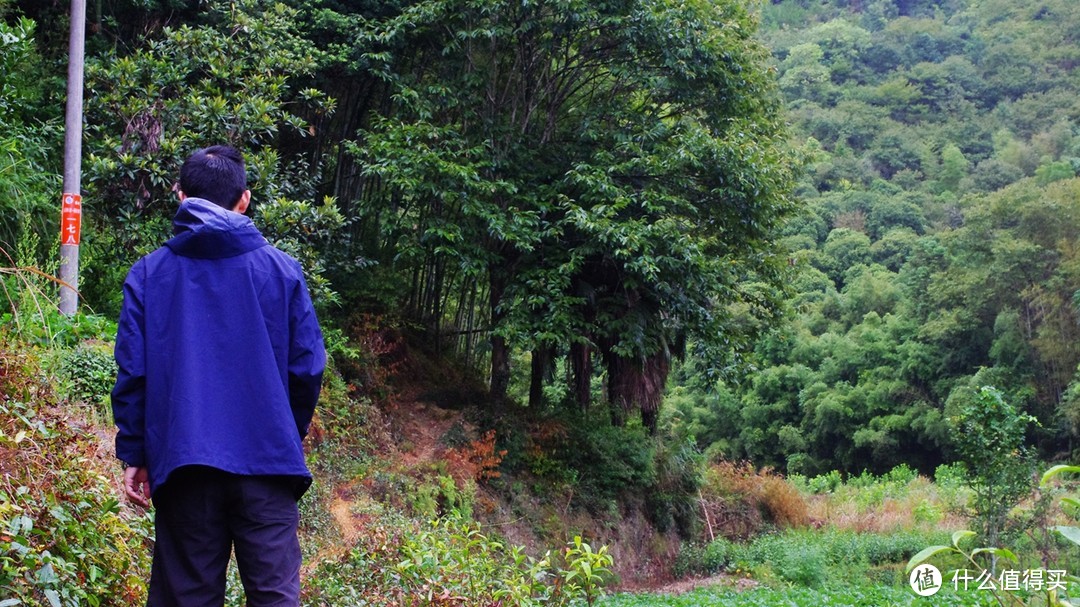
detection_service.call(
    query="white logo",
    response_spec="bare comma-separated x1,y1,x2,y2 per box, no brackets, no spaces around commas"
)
910,564,942,596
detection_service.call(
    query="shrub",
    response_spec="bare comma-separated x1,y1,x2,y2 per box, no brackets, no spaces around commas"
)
522,409,658,513
699,460,809,541
0,345,152,605
55,341,118,413
646,434,704,536
775,542,827,587
304,515,614,606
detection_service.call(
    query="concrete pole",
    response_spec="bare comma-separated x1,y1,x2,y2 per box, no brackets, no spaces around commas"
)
59,0,86,316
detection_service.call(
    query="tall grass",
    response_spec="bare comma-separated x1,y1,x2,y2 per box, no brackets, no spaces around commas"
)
790,464,970,533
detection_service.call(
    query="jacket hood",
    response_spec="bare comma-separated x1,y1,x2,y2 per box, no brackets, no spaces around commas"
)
165,197,268,259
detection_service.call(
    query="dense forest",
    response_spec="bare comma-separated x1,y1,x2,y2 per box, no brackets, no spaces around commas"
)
4,0,797,444
6,0,1080,603
5,0,1080,475
2,0,1080,479
666,0,1080,477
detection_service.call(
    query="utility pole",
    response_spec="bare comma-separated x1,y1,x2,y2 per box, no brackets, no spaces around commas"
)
59,0,86,316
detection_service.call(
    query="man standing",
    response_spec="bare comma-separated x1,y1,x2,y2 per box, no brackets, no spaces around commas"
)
112,145,326,606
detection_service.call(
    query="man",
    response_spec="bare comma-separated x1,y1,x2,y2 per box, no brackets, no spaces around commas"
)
112,145,326,606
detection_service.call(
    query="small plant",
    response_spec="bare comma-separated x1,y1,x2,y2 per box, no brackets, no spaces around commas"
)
907,464,1080,606
445,428,508,483
562,535,614,607
56,342,118,412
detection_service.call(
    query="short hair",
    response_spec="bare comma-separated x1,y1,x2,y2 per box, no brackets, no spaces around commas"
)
179,145,247,209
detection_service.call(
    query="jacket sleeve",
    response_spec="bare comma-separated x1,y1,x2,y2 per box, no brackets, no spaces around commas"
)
112,262,147,467
288,272,326,439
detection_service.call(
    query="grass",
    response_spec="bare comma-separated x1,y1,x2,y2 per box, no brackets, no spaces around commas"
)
615,463,1080,607
673,526,948,589
600,583,1006,606
791,464,970,534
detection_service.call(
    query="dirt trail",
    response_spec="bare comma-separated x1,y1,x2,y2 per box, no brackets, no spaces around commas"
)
388,392,464,469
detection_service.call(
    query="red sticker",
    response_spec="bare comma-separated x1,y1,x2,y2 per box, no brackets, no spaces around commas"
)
61,193,82,245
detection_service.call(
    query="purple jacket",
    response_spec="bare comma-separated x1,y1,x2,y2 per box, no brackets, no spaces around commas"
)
112,198,325,495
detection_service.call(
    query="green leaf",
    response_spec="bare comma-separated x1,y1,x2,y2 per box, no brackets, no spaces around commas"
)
1041,465,1080,487
1061,497,1080,510
951,530,976,548
1054,525,1080,547
905,545,955,574
971,547,1018,563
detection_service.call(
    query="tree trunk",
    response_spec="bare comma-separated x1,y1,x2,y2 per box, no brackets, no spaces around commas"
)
489,269,511,410
570,341,592,411
605,350,670,433
529,345,552,409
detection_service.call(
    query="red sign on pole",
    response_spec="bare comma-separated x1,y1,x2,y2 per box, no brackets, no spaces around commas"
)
61,193,82,245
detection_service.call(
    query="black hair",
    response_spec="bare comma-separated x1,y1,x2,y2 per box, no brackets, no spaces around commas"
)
178,145,247,209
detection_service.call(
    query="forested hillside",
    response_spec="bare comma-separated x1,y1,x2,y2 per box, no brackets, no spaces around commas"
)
5,0,796,420
666,0,1080,477
5,0,1080,603
1,0,798,600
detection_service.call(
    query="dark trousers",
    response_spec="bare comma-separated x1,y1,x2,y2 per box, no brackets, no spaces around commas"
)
147,466,302,607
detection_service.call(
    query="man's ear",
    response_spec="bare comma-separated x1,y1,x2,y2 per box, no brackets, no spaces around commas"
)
177,190,187,202
233,190,251,214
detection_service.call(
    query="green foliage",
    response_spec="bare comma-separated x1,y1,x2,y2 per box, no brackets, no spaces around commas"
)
55,342,119,413
601,584,1002,606
680,0,1080,474
0,15,59,262
349,0,797,415
675,527,946,589
0,350,152,606
647,434,705,536
254,195,349,313
906,464,1080,607
80,0,334,315
549,413,658,512
1,237,118,348
670,173,1080,475
951,386,1037,547
306,515,613,606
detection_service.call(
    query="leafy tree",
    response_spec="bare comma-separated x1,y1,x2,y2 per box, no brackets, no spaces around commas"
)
937,142,969,193
79,0,336,315
778,43,832,102
0,15,59,257
351,0,797,424
818,227,872,286
950,386,1037,548
1035,159,1076,185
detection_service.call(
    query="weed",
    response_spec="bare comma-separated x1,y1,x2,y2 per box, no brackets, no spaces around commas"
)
675,527,946,587
699,460,809,541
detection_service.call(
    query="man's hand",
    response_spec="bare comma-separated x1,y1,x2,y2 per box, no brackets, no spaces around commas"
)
123,466,152,507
